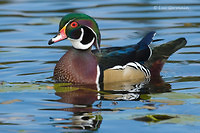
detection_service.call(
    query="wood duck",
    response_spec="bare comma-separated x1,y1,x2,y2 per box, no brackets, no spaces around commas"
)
48,13,155,85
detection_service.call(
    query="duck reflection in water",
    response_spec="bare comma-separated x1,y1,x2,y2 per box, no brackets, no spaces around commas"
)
49,84,101,130
50,83,141,130
51,81,149,130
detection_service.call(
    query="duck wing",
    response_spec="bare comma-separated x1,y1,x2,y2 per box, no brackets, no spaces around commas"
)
93,31,156,70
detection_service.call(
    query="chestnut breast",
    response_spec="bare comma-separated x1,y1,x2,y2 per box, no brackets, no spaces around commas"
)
54,48,99,84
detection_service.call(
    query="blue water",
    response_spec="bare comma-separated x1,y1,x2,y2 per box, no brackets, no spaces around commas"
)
0,0,200,132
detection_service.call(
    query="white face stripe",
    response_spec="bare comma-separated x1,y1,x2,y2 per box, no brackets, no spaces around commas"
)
69,28,95,50
64,19,75,28
86,26,99,47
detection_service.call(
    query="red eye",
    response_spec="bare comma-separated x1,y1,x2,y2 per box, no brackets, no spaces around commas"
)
71,22,78,28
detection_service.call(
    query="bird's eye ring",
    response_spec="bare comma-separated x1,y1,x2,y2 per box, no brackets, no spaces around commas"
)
71,22,78,28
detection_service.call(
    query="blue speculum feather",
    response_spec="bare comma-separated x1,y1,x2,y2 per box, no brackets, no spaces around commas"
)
109,47,136,55
105,31,155,57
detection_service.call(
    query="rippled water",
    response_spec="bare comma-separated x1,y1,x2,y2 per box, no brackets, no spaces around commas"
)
0,0,200,132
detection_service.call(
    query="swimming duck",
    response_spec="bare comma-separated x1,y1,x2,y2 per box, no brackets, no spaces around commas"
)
48,13,155,85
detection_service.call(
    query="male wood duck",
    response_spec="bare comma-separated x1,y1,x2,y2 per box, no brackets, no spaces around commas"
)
48,13,155,85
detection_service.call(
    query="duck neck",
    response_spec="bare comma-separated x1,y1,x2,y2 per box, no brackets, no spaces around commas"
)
71,46,92,53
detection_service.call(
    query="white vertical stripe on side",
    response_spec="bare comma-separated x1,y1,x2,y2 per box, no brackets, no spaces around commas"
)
96,65,100,85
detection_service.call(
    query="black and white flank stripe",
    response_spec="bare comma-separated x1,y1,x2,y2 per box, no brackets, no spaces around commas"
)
110,62,151,82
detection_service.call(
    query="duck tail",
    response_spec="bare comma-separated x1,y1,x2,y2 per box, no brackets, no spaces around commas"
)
145,38,187,77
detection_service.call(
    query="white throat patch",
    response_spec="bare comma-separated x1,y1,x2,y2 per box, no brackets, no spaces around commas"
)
69,28,95,50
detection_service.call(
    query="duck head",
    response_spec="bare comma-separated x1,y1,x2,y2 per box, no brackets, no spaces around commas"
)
48,13,101,51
